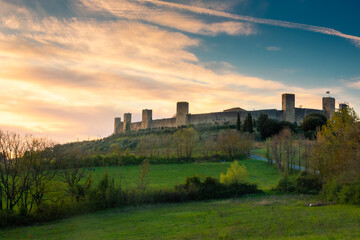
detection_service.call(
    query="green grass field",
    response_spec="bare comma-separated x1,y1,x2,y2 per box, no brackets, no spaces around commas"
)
2,194,360,240
88,159,282,190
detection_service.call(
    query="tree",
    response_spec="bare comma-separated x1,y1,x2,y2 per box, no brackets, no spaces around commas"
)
279,121,296,133
236,113,241,131
257,114,278,140
242,113,253,133
220,161,248,185
160,134,173,159
310,108,360,183
57,147,92,202
137,135,157,157
257,114,268,135
22,137,57,211
0,131,57,214
269,128,294,173
203,136,216,159
217,130,253,159
261,118,280,139
138,159,150,191
173,128,198,161
302,113,327,139
0,131,28,211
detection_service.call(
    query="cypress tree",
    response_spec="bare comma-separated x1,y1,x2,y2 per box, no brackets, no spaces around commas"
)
242,113,254,133
236,113,241,131
248,113,254,133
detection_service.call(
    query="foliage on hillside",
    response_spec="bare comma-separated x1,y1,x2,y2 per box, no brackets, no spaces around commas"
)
54,125,254,167
271,108,360,204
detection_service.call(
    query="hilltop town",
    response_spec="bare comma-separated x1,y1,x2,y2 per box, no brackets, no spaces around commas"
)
114,93,336,133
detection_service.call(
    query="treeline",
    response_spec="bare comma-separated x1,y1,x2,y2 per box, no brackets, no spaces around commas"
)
55,128,254,167
0,133,260,228
268,108,360,204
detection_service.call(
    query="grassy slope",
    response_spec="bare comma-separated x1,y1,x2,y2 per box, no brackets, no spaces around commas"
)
88,159,281,190
2,194,360,240
252,148,267,158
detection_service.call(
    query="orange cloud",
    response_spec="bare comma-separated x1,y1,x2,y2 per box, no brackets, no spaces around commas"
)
0,1,338,142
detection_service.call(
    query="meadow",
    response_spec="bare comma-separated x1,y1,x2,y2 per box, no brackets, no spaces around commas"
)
1,156,359,239
86,158,282,190
1,194,360,240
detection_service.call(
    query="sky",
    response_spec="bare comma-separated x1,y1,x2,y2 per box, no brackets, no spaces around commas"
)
0,0,359,143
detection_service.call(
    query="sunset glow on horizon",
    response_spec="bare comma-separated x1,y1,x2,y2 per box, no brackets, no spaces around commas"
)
0,0,359,143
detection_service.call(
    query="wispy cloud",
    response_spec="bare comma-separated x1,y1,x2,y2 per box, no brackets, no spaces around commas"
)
266,46,281,51
141,0,360,47
78,0,256,36
345,76,360,89
0,0,350,142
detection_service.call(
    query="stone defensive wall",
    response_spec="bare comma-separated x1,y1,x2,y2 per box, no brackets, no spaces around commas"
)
294,108,325,123
114,93,336,133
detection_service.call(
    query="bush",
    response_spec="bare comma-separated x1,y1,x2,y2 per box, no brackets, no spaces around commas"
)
220,161,248,185
275,176,296,192
302,113,327,132
175,175,260,200
322,176,360,204
295,171,322,194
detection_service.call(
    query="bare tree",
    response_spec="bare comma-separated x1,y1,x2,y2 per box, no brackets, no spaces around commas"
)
0,131,28,211
56,147,92,202
23,137,57,211
270,128,294,173
217,130,253,160
270,133,283,171
174,128,198,160
138,159,150,191
137,135,157,158
161,134,173,159
204,136,217,159
0,131,60,215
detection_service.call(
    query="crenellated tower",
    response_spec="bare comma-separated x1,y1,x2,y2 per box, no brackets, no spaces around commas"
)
282,93,295,123
123,113,132,132
322,97,335,119
176,102,189,126
142,109,152,129
114,117,123,134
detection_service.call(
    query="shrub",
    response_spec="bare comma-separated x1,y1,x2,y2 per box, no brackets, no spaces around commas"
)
275,176,296,192
220,161,248,185
322,176,360,204
175,175,260,200
302,113,327,133
295,171,322,194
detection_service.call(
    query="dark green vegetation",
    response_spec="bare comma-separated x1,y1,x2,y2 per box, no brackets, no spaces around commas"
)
257,113,298,140
0,125,254,228
242,112,254,133
1,194,360,240
301,113,327,139
0,158,272,228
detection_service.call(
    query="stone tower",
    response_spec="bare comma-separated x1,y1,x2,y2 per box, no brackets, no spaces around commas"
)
282,93,295,123
176,102,189,126
114,117,122,134
142,109,152,129
322,97,335,119
123,113,132,132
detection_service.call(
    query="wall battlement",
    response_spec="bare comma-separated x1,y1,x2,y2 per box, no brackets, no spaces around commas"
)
114,93,335,133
